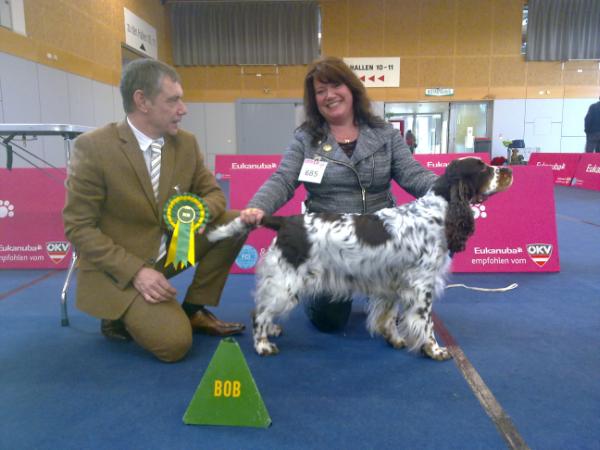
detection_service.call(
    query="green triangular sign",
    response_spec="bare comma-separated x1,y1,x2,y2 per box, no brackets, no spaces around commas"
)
183,337,271,428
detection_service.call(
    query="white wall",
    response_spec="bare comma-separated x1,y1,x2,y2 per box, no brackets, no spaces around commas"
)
491,99,526,158
561,98,592,153
0,52,44,167
0,52,123,168
0,51,238,171
491,97,594,160
181,102,237,172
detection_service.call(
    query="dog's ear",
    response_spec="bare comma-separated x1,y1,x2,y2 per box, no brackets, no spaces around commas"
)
445,180,475,253
433,161,473,202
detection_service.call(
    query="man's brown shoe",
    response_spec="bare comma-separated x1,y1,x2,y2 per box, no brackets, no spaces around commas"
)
188,306,245,336
101,319,132,342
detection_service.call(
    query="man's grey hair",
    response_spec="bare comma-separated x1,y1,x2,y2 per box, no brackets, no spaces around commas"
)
120,59,181,113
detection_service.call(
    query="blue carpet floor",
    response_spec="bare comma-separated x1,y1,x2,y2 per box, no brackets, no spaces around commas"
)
1,186,598,450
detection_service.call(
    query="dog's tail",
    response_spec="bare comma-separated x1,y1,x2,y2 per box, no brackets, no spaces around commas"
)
206,217,250,242
206,215,285,242
259,216,285,231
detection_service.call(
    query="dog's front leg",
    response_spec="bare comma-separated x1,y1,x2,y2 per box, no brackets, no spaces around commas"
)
252,274,300,356
421,336,451,361
420,303,451,361
252,309,281,356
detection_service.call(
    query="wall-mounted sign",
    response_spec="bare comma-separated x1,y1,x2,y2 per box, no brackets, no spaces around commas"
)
124,8,157,59
343,57,400,88
425,87,454,96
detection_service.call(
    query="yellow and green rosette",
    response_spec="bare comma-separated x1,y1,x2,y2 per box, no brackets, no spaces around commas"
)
163,193,210,269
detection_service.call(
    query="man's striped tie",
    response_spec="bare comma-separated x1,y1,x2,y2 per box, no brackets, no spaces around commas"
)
150,141,162,202
150,141,167,261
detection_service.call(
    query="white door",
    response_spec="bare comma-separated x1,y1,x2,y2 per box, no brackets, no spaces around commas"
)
449,102,492,153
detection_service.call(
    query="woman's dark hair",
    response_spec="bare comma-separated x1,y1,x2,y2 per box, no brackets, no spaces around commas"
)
301,56,385,145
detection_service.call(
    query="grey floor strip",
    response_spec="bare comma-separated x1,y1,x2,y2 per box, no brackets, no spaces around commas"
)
433,313,530,450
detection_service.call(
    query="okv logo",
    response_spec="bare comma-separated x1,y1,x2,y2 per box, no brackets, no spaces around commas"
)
235,245,258,269
46,241,71,264
526,243,553,267
0,200,15,219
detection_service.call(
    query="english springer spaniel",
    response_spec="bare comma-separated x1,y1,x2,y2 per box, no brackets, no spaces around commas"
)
208,157,512,360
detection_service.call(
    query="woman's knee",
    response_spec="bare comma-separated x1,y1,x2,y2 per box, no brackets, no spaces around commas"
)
303,295,352,332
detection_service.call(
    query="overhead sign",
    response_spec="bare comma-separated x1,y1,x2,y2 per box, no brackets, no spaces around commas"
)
343,57,400,88
124,8,157,59
425,87,454,96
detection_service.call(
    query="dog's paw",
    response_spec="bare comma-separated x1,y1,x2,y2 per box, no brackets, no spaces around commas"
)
266,323,283,337
385,335,406,349
421,343,452,361
255,338,279,356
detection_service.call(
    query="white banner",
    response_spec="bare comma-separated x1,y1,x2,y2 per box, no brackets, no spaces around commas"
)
124,8,158,59
343,57,400,88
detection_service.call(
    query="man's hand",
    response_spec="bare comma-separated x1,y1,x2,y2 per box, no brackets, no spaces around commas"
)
133,267,177,303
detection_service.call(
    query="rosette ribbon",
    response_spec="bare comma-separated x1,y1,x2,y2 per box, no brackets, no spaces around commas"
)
163,193,210,269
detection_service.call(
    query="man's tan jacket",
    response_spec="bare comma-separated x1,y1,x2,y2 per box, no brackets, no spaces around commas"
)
63,121,226,319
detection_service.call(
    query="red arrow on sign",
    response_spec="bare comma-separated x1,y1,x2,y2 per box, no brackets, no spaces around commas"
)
378,75,385,82
369,75,375,82
360,75,366,81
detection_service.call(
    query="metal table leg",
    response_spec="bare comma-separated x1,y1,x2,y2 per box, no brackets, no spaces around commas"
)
60,252,78,326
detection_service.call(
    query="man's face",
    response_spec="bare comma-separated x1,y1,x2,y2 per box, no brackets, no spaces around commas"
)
144,76,187,137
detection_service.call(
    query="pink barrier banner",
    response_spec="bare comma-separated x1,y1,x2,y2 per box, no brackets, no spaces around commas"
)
392,165,560,272
228,168,305,273
214,154,281,180
0,168,71,269
214,152,488,179
528,153,582,186
571,153,600,191
392,152,492,201
413,152,490,174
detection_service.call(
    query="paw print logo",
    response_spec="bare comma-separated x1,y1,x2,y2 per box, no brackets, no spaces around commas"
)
0,200,15,219
471,203,487,219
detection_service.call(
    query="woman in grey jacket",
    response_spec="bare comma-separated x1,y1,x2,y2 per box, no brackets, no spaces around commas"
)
240,56,438,332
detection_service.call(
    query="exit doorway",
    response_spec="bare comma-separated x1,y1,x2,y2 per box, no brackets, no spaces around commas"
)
384,101,492,154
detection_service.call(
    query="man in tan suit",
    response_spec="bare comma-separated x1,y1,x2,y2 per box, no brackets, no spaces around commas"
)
63,59,244,362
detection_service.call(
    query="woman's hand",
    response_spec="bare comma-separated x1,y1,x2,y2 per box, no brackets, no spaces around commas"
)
240,208,265,226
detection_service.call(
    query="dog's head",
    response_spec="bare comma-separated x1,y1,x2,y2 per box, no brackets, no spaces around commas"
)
436,157,513,203
433,157,513,253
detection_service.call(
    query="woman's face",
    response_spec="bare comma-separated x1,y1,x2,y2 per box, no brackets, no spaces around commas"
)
313,79,354,125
